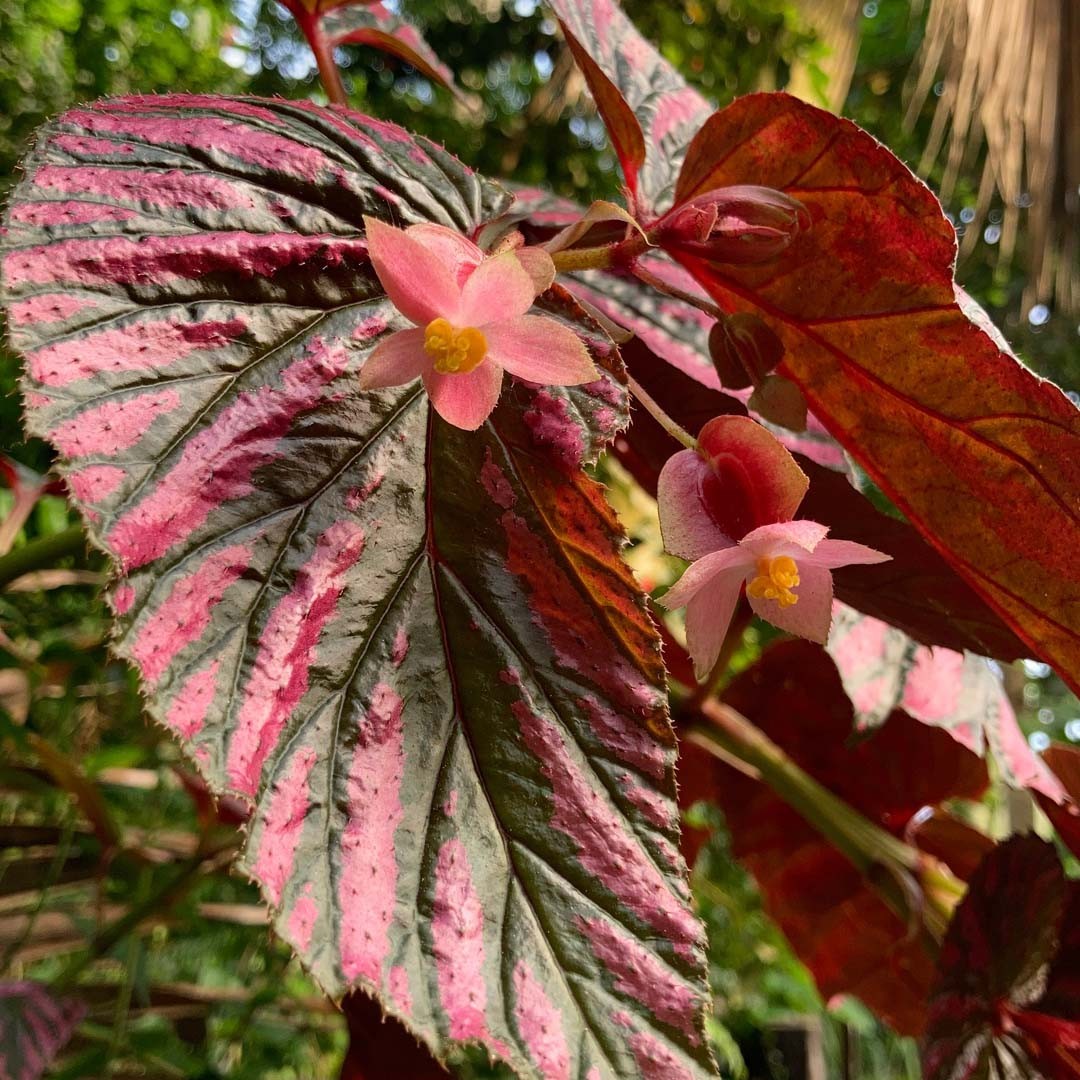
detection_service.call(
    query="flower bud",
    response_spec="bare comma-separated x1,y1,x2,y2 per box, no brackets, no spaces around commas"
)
708,312,785,390
749,374,808,432
656,185,810,264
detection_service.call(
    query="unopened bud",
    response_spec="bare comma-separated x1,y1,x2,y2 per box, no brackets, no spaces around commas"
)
708,313,785,390
656,185,810,264
749,374,808,432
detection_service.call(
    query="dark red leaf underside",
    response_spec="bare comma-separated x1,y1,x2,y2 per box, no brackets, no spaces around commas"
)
341,992,448,1079
1,96,715,1079
682,639,989,1036
828,605,1061,798
668,92,1080,697
1039,745,1080,860
923,836,1080,1080
547,0,711,215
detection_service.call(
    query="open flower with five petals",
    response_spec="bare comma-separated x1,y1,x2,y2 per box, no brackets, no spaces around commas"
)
361,217,598,429
657,416,890,678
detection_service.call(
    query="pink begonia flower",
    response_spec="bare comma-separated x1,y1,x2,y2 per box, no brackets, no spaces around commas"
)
360,217,598,430
657,416,890,678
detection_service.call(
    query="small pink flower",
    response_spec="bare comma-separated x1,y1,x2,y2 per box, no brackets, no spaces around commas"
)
360,217,598,429
657,416,890,678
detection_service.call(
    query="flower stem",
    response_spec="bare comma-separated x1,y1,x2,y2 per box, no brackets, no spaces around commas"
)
625,375,697,451
686,699,953,941
549,244,616,272
632,262,725,320
0,525,85,590
549,229,650,273
298,10,347,106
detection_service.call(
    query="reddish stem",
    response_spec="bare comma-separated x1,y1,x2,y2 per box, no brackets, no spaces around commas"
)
631,261,725,321
295,8,347,105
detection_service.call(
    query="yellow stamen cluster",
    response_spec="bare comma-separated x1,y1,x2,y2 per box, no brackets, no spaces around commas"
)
746,555,800,608
424,317,487,375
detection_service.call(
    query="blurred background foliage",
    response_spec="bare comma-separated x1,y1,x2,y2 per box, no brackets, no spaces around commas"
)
0,0,1076,1076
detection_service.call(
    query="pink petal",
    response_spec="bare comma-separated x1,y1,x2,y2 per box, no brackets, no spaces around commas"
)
458,251,537,326
740,519,829,558
483,315,598,385
423,362,504,430
696,416,809,535
657,448,735,561
364,216,462,325
514,247,556,294
684,583,743,681
359,327,429,390
660,545,754,612
747,562,833,643
804,538,892,570
406,223,484,289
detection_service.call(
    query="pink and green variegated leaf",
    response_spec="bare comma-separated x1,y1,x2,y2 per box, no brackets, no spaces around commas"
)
827,604,1063,800
0,982,84,1080
547,0,711,215
1,96,715,1080
321,2,461,97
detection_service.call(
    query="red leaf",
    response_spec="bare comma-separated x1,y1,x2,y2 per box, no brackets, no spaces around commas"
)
321,3,462,97
682,639,989,1035
664,92,1080,696
923,836,1080,1080
828,604,1061,797
558,26,645,206
548,0,711,214
1039,745,1080,859
799,464,1027,661
282,0,461,100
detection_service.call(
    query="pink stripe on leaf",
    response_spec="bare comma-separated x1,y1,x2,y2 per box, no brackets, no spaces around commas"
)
339,683,406,984
226,520,365,796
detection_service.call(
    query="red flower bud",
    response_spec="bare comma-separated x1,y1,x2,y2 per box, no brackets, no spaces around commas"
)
655,185,810,264
708,312,785,390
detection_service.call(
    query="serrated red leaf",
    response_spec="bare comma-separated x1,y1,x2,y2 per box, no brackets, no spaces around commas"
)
681,639,989,1035
923,836,1080,1080
665,92,1080,696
